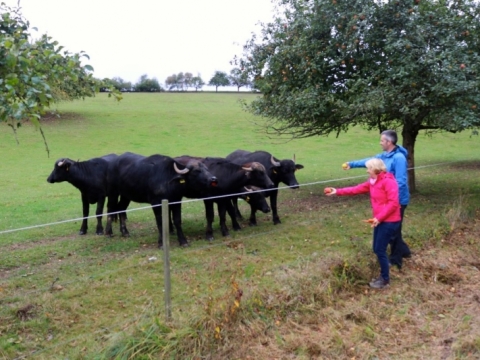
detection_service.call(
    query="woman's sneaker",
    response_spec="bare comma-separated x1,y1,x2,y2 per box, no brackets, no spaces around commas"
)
369,276,390,289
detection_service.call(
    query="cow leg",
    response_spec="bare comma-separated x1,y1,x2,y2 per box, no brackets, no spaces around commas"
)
217,200,230,237
168,203,188,247
79,194,89,235
104,196,118,236
226,199,241,231
269,189,281,224
95,197,105,235
118,196,130,236
204,200,215,241
168,209,175,234
249,206,258,226
232,197,243,220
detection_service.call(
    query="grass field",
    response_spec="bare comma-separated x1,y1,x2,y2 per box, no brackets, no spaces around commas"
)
1,93,480,359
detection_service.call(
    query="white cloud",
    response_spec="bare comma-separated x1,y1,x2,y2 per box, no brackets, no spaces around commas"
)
2,0,275,84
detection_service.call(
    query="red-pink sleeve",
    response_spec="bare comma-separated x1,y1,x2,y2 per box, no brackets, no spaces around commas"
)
336,181,370,196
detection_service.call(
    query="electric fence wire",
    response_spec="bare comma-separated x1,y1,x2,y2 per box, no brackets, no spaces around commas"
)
0,160,465,236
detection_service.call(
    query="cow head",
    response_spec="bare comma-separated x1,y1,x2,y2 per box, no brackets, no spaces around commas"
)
47,158,75,183
240,186,270,213
173,159,218,190
242,162,274,189
269,155,304,189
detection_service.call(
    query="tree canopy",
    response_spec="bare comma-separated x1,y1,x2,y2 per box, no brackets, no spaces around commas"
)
208,71,230,92
191,75,205,91
0,3,121,152
237,0,480,190
229,67,251,91
165,72,195,91
107,77,133,92
134,74,163,92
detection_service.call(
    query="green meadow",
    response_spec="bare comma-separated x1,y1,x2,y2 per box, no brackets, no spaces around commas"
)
1,93,479,359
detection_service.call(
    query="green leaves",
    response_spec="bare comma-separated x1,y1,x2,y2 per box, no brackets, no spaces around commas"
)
240,0,480,138
0,2,121,149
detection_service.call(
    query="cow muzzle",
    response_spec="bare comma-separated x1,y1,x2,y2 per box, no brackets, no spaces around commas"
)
290,183,300,190
210,177,218,187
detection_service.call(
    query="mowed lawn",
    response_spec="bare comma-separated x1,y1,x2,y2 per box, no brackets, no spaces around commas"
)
1,92,480,359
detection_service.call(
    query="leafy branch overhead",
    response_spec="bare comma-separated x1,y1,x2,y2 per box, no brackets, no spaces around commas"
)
236,0,480,190
0,3,122,151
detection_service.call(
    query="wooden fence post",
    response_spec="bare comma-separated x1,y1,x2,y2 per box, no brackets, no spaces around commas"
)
161,199,172,321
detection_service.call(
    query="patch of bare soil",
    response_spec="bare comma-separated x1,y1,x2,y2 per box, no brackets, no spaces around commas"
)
39,111,85,124
446,160,480,171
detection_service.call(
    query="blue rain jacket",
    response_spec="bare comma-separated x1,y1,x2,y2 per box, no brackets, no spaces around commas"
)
348,146,410,205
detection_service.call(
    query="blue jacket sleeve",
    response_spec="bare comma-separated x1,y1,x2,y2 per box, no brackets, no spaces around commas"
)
348,154,380,168
391,153,409,205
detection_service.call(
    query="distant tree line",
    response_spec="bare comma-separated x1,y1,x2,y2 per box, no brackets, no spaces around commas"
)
104,68,253,93
102,74,163,93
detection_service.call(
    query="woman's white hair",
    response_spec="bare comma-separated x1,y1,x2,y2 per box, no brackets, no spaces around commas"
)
366,158,387,174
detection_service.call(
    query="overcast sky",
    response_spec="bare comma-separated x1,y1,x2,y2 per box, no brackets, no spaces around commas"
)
3,0,277,85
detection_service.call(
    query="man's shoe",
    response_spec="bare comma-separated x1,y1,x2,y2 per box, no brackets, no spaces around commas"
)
369,276,390,289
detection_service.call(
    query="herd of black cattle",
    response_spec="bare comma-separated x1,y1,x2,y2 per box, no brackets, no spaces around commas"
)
46,150,304,248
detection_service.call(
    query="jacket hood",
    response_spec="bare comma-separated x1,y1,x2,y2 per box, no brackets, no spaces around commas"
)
384,145,408,159
377,171,396,182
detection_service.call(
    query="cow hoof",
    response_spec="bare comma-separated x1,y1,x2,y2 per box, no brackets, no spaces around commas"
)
206,236,214,241
79,231,87,235
273,219,281,225
249,222,257,227
95,231,104,236
181,242,190,248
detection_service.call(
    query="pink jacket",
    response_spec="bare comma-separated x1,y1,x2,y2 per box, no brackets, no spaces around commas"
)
336,171,401,223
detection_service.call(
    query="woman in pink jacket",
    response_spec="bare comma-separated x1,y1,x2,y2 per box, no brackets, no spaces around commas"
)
325,158,401,289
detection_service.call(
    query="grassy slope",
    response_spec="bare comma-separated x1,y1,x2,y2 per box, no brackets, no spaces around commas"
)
0,93,479,359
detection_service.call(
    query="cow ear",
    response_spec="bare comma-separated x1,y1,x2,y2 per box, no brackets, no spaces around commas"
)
295,164,304,170
171,175,186,184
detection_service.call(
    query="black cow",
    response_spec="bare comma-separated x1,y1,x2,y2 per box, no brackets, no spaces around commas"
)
238,185,271,226
174,156,274,240
104,152,218,248
226,150,304,225
46,154,118,235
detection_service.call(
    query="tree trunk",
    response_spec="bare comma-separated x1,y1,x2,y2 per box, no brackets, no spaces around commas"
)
401,125,419,192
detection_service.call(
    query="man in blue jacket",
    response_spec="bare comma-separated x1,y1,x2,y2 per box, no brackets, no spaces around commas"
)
343,130,411,268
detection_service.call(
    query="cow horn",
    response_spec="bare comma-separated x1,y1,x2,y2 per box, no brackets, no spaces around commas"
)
244,186,253,192
174,162,189,174
293,154,296,163
58,160,64,167
271,156,280,167
242,166,253,172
